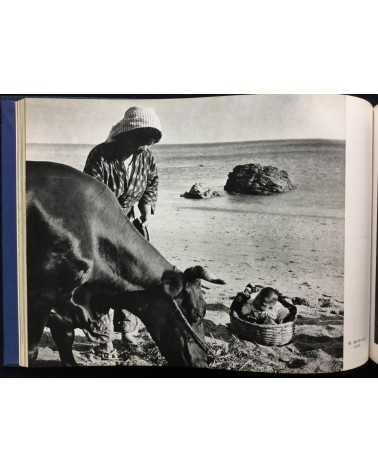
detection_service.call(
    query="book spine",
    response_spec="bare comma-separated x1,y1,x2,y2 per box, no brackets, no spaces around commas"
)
1,99,20,366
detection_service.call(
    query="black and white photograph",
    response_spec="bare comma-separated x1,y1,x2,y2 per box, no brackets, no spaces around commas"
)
26,95,345,372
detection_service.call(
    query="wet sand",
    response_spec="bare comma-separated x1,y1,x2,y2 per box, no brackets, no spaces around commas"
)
151,202,344,306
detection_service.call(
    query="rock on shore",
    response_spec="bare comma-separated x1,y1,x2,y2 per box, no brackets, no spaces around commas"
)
181,182,221,199
225,163,295,195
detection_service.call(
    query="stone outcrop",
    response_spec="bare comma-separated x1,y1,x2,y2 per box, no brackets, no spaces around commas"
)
224,163,295,195
181,183,221,199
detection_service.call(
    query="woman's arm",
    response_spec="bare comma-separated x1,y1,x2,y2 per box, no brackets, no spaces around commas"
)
139,153,159,216
83,149,105,183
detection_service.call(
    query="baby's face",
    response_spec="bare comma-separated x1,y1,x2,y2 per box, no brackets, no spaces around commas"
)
243,288,252,297
258,293,279,311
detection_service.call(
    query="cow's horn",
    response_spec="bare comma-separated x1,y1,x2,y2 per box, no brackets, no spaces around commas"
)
184,266,225,285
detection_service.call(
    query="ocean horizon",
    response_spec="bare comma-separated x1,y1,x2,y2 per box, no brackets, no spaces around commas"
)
27,139,345,220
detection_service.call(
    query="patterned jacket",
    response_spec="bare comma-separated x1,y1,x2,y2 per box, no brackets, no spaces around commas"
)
84,143,159,217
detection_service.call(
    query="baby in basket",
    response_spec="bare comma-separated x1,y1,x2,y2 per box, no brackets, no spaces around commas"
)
231,285,297,325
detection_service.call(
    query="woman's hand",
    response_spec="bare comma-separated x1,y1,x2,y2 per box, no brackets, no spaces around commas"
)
140,203,152,224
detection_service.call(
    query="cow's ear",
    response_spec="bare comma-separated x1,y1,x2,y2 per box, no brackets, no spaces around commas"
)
162,271,184,298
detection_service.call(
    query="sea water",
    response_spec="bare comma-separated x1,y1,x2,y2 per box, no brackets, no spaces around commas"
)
27,139,345,221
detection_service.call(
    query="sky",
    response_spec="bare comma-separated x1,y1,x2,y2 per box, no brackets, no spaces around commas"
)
26,95,345,145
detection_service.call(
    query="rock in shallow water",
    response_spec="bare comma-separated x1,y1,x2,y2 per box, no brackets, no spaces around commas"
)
181,182,221,199
224,163,295,195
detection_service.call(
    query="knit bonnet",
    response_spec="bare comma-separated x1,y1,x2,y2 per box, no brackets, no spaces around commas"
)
107,106,162,142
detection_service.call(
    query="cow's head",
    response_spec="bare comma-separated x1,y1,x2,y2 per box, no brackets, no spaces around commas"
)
142,266,225,368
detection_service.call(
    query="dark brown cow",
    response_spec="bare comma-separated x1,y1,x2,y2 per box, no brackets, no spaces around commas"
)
26,161,225,367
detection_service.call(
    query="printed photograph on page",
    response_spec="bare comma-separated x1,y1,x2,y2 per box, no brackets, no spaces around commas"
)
25,95,345,372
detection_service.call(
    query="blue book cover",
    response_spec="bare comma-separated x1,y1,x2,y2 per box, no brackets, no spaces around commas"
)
1,98,20,366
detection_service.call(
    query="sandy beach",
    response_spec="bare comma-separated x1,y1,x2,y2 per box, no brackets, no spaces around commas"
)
151,203,344,305
32,202,344,373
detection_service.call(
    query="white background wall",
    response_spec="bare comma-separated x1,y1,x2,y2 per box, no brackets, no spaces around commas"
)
1,2,378,472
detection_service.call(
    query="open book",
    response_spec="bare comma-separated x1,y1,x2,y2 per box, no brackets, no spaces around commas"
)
1,95,377,373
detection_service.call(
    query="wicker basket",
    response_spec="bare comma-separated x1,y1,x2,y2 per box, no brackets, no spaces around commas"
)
230,311,295,346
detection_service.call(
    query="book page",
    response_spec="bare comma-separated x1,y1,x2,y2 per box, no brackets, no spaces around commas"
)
370,106,378,363
343,97,372,369
15,99,28,367
22,95,367,372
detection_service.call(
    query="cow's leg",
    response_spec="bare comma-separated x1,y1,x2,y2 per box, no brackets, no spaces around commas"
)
73,284,117,359
28,302,50,364
48,314,77,367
